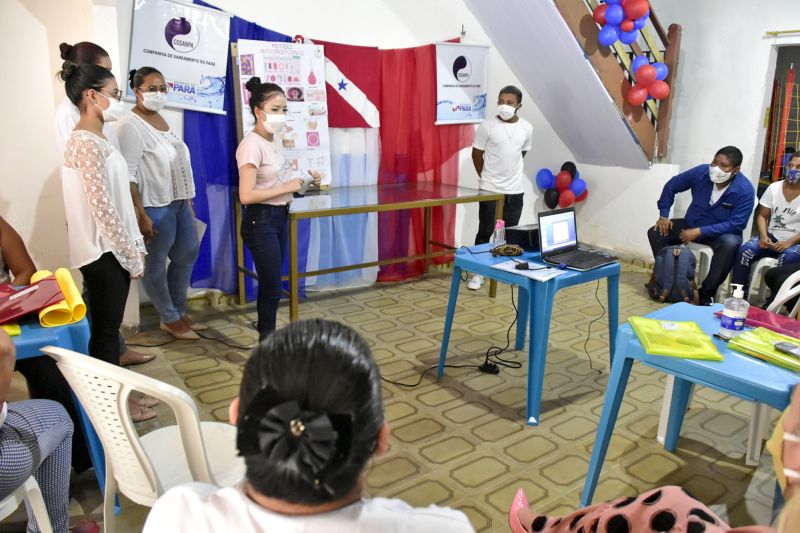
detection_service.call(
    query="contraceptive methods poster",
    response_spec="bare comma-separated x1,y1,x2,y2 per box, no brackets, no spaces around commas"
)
236,39,332,186
127,0,231,114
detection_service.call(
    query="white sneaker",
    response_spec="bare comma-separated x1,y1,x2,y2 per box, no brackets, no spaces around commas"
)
467,274,484,290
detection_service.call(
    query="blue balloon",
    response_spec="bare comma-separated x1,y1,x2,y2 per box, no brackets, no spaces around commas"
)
569,178,587,197
574,169,581,181
653,62,669,80
634,15,648,30
605,4,625,25
631,55,649,74
598,25,620,47
619,29,639,45
605,0,621,4
535,168,555,191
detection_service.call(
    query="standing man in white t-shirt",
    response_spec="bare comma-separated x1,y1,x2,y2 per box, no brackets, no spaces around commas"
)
468,85,534,290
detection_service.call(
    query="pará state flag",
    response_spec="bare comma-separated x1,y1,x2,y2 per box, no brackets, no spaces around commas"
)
313,39,381,128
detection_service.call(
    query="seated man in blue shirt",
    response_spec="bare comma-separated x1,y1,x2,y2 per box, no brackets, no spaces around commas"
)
648,146,755,305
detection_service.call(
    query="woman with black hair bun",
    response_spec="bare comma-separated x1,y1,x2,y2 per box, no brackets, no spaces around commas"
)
235,77,321,340
144,319,474,532
117,66,203,340
55,41,116,150
60,63,155,422
54,41,154,368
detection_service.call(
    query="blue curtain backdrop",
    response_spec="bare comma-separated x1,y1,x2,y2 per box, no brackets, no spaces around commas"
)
185,0,310,299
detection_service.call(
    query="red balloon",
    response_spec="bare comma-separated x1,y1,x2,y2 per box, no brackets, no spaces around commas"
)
627,85,648,106
648,80,670,100
624,0,649,20
635,64,657,87
592,4,608,25
620,19,634,32
576,189,589,202
559,189,576,208
555,171,572,192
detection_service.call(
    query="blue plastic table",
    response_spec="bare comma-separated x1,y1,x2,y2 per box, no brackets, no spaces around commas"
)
437,244,620,426
14,317,107,493
580,302,800,506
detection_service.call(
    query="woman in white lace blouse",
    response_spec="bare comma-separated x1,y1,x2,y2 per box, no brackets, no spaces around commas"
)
60,62,145,369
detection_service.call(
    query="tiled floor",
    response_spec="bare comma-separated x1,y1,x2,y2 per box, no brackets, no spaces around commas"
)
4,263,779,532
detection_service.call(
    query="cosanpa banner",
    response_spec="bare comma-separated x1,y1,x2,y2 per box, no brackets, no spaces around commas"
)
435,42,489,125
127,0,231,114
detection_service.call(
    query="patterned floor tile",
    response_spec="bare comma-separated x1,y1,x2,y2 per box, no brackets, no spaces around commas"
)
26,263,782,532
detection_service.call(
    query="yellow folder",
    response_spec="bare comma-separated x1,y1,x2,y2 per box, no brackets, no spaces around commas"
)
30,268,86,327
629,316,723,361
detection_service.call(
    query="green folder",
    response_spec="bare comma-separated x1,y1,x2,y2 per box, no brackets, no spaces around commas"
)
629,316,723,361
727,327,800,373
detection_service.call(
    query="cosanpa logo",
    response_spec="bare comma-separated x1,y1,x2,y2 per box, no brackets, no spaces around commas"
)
165,17,199,53
452,56,472,82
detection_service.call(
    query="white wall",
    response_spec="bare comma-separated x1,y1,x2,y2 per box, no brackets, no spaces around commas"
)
0,0,93,272
652,0,800,182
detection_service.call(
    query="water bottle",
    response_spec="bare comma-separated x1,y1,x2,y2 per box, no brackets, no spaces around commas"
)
491,220,506,246
718,283,750,340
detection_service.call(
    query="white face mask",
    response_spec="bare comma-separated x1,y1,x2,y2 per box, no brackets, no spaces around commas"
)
708,165,733,184
263,113,287,134
140,91,167,112
498,104,517,121
93,91,124,122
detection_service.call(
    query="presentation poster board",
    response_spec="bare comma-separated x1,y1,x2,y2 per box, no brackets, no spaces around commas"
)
235,39,332,186
435,43,489,125
127,0,231,114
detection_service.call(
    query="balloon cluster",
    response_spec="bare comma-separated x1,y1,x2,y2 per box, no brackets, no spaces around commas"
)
593,0,650,47
626,54,669,105
536,162,588,209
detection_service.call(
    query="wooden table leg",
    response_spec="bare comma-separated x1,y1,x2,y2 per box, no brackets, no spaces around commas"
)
424,206,432,273
289,215,299,321
235,201,246,305
488,197,505,298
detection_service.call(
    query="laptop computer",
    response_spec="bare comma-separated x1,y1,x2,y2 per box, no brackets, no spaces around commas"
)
537,207,617,271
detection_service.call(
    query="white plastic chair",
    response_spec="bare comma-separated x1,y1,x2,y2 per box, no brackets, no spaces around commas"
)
686,242,713,285
42,346,244,533
0,476,53,533
748,257,779,305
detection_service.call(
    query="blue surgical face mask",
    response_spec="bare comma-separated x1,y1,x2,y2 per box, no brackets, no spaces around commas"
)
785,167,800,184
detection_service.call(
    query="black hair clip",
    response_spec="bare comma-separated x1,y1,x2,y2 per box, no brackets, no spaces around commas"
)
237,386,353,495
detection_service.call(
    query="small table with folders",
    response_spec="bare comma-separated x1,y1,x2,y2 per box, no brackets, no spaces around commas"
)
580,302,800,506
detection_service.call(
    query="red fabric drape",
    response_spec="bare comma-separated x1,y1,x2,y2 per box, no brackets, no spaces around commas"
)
377,44,475,281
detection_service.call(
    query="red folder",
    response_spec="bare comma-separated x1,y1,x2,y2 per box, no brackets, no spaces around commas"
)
0,276,65,325
715,306,800,340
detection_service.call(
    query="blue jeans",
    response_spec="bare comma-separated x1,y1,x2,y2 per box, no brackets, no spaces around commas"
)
240,204,288,340
141,200,200,324
731,233,800,293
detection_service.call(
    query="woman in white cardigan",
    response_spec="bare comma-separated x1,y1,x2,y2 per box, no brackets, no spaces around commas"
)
116,67,202,340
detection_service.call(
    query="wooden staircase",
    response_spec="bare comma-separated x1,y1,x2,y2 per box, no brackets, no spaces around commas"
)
464,0,681,166
554,0,681,161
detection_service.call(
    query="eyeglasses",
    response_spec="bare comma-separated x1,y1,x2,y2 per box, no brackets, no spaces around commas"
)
98,89,123,102
139,85,169,94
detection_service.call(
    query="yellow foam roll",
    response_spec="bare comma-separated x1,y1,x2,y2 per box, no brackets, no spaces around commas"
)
30,268,86,327
1,324,20,336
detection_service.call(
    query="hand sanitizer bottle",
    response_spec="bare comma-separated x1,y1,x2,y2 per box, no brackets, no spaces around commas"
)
718,283,749,340
491,220,506,246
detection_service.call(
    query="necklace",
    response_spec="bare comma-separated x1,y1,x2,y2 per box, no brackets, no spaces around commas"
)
502,121,518,142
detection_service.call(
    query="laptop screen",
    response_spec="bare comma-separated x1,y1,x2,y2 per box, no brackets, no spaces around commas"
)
539,209,578,254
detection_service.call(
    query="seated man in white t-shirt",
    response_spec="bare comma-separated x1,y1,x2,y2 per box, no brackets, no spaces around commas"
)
468,85,534,290
731,152,800,293
143,319,475,533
